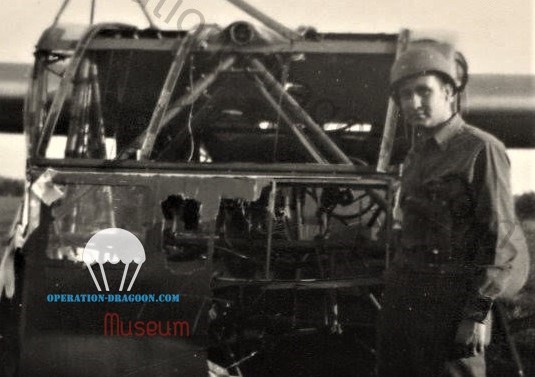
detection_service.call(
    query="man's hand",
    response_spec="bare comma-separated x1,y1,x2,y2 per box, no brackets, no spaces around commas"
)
453,319,486,357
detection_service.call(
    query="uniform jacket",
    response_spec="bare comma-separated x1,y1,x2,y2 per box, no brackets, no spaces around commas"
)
398,113,529,322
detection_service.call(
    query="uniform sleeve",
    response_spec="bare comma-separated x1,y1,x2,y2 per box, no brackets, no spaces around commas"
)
462,141,525,323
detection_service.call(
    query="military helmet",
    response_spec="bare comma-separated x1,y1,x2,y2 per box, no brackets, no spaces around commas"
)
390,39,468,94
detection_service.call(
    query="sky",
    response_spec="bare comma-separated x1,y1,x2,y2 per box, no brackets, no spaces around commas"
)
1,0,533,72
0,0,534,192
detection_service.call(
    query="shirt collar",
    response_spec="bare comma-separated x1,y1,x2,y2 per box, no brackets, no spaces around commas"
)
416,113,463,151
433,113,463,150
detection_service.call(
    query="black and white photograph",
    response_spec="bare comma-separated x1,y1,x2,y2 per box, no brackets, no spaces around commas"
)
0,1,533,376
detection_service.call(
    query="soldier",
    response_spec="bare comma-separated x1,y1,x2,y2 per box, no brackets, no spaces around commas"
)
378,40,528,376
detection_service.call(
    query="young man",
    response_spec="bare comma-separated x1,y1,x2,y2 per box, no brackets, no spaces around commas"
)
377,40,528,376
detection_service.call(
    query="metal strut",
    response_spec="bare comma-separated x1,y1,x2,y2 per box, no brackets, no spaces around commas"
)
250,58,352,165
161,56,237,129
90,0,96,25
134,0,158,29
225,0,301,41
120,54,236,160
51,0,71,29
251,74,328,164
376,29,410,172
36,23,135,157
139,28,205,159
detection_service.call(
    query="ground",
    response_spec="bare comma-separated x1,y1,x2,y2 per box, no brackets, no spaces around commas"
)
498,219,535,376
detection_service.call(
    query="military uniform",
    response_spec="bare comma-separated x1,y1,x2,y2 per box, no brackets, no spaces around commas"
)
378,114,527,376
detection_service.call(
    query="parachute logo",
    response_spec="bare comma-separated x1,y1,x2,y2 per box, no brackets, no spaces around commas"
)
83,228,146,292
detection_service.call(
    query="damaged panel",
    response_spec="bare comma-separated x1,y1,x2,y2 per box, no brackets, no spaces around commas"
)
155,175,272,225
20,166,392,376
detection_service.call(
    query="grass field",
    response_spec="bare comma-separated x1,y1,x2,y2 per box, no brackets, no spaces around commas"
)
0,196,21,239
506,221,535,375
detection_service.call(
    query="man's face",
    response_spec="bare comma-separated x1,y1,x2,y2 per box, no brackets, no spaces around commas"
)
397,74,455,128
